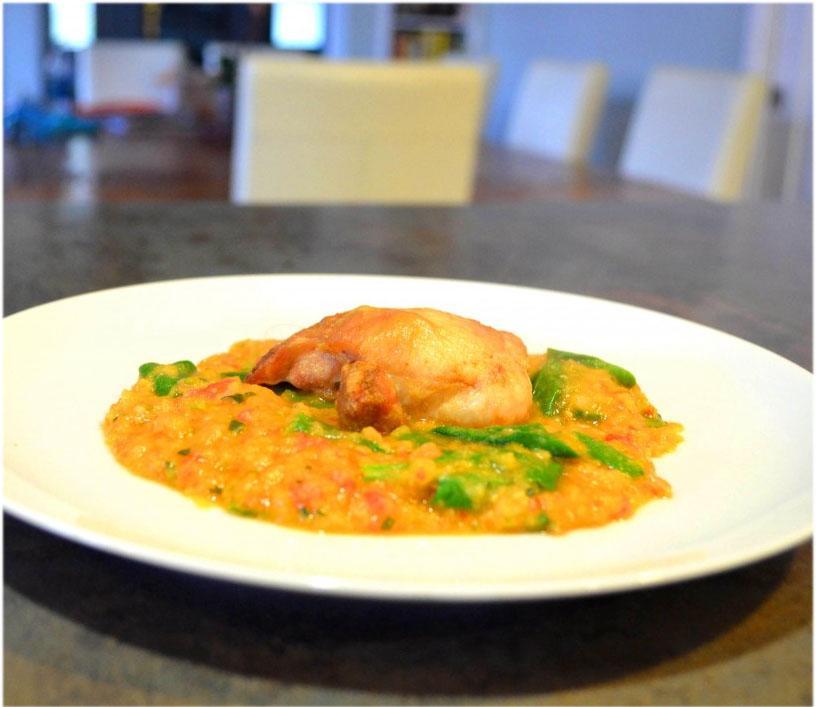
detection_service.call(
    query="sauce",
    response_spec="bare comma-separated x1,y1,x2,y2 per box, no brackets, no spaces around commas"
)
103,339,682,534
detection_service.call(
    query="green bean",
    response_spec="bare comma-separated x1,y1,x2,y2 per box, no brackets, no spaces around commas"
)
523,457,563,491
532,358,566,416
362,462,408,482
357,438,389,454
572,409,607,423
138,362,159,378
432,474,484,510
153,374,177,397
548,349,636,388
279,388,334,408
432,423,578,458
173,360,197,378
575,433,644,478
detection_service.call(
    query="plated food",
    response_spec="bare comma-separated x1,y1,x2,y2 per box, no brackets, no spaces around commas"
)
103,306,682,535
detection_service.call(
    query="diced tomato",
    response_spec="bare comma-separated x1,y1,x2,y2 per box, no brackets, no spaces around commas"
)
293,434,330,451
604,432,634,445
363,489,387,516
290,479,323,508
186,379,234,399
330,470,357,494
613,499,633,520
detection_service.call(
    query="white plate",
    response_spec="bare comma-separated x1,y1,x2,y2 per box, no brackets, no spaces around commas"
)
4,275,812,601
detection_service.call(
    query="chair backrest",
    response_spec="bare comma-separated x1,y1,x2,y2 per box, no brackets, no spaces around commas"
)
230,59,487,204
505,60,609,164
74,40,186,114
619,67,767,201
202,42,311,77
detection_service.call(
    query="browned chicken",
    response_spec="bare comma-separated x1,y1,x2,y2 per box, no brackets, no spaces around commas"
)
246,306,533,432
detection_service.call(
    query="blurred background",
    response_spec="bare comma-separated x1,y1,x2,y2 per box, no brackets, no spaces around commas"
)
3,2,812,205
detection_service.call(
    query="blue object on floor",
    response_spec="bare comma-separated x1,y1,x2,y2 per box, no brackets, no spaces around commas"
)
4,103,100,143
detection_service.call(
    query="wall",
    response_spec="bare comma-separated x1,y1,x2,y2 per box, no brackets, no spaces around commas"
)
3,3,45,112
477,3,748,168
324,4,393,61
741,4,812,201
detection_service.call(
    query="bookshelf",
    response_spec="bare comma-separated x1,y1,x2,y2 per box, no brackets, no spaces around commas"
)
392,4,465,59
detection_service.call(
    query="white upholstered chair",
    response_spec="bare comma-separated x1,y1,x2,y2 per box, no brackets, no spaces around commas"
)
619,67,768,201
74,40,186,115
505,60,609,164
230,59,488,204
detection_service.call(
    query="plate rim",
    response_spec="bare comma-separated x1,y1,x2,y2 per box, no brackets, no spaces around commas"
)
5,272,811,376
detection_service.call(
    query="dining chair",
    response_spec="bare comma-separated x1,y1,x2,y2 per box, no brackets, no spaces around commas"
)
74,40,186,116
202,42,312,78
619,67,768,202
504,60,609,165
230,59,488,204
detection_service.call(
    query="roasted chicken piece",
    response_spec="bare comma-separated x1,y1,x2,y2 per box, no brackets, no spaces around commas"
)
246,306,533,432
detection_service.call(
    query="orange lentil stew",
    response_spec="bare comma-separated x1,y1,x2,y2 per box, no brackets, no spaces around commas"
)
103,340,682,534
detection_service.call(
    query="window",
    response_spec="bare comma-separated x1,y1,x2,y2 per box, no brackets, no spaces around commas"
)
49,1,96,51
271,2,326,51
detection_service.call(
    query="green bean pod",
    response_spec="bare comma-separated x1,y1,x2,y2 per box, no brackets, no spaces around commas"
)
532,358,566,416
548,349,636,388
432,423,578,458
575,433,644,478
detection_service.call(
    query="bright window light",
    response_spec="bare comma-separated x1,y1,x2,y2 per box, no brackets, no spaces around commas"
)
49,2,96,51
271,2,326,51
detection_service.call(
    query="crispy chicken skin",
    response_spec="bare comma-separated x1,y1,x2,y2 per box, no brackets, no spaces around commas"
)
246,306,533,432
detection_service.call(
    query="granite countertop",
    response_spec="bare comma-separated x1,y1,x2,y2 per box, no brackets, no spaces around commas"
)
4,200,812,705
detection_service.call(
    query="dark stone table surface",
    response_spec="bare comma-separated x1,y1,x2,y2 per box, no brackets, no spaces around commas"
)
4,200,812,705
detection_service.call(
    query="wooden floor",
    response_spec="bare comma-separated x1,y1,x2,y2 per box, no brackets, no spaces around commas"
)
4,120,678,204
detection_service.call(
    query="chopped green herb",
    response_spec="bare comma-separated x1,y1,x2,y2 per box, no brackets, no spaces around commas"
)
177,448,191,456
220,369,250,381
644,412,666,428
222,392,257,404
141,360,198,396
576,433,644,478
209,485,223,496
288,413,314,433
357,437,389,454
228,419,246,433
528,513,551,532
286,413,347,440
228,504,257,517
381,516,395,530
